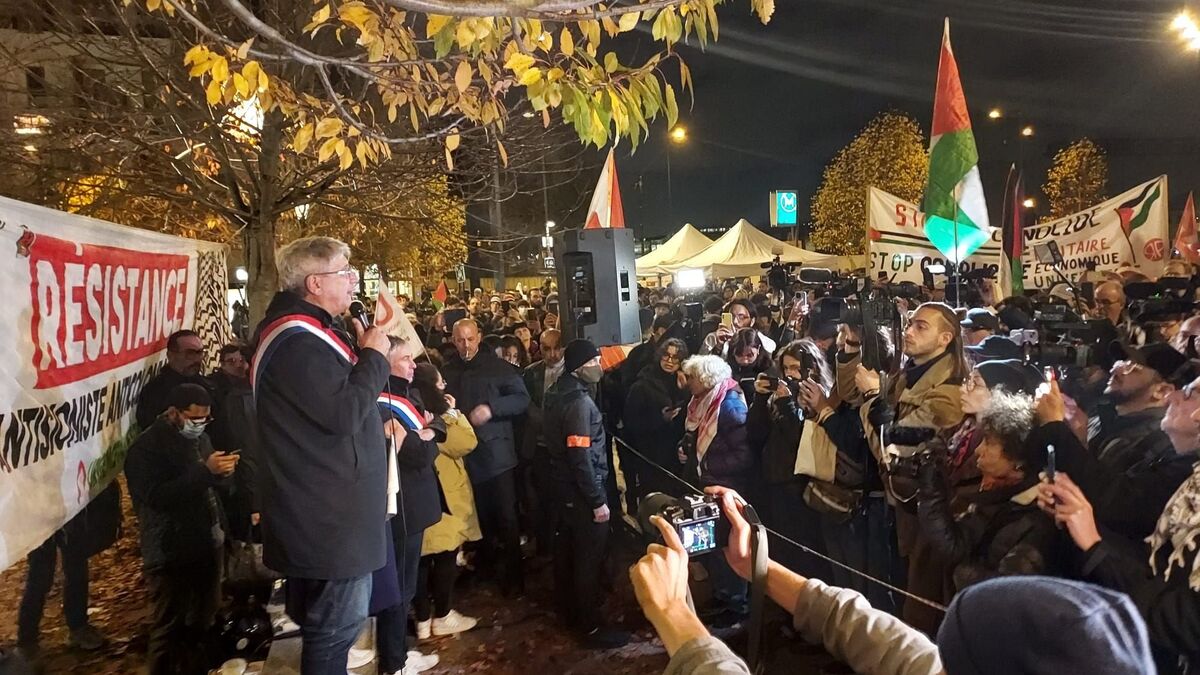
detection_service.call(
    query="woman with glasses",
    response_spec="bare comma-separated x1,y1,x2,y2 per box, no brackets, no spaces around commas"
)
726,328,775,400
623,338,690,502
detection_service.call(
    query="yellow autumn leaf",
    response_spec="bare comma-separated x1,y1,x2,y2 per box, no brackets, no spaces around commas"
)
504,52,535,75
311,4,331,24
204,79,222,106
183,44,207,66
445,132,460,151
425,14,452,38
209,56,229,84
454,61,472,93
317,136,340,163
315,117,343,139
356,140,370,169
237,38,254,60
146,0,161,11
560,28,574,57
293,122,314,153
618,12,640,32
188,61,211,78
231,73,249,98
456,20,475,49
444,147,454,171
337,142,353,170
518,67,542,86
547,67,564,83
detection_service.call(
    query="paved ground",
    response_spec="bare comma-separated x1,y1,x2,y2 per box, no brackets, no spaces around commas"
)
0,481,847,674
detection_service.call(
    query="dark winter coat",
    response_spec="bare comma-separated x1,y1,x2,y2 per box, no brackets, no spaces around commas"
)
623,364,688,469
135,365,209,430
695,389,755,495
544,374,609,509
748,390,803,486
1089,406,1176,475
441,349,531,484
1041,420,1193,541
377,376,445,536
918,466,1058,591
124,418,228,572
251,291,391,579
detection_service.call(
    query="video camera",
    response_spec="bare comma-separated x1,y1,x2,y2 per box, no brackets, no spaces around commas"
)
638,492,729,557
1002,302,1112,370
1126,278,1198,324
760,253,801,292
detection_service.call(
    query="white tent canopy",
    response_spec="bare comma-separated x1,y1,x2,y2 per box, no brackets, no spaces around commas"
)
635,223,714,276
665,219,843,278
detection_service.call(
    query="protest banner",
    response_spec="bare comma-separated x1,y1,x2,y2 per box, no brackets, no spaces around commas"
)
1020,176,1169,289
866,187,1001,283
0,196,231,571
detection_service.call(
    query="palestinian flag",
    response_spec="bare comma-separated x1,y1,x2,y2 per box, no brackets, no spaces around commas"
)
922,19,992,264
999,164,1025,297
1115,180,1163,264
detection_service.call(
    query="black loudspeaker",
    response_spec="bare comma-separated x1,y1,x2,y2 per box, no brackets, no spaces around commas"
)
553,228,641,347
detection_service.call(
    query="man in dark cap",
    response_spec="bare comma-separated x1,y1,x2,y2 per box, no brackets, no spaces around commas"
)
965,334,1023,364
1091,342,1187,473
543,339,629,649
959,308,999,347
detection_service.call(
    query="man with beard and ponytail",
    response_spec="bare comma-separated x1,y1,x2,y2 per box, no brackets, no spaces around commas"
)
544,339,630,650
841,302,966,634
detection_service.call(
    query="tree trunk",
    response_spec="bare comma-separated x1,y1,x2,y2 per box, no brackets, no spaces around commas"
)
245,109,286,328
245,214,278,329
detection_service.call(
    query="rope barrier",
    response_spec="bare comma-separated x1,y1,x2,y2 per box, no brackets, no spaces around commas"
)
612,435,949,613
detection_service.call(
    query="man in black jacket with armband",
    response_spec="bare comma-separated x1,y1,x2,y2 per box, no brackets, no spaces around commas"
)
544,339,629,649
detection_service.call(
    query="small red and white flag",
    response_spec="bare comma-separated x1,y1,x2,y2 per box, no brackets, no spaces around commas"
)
374,285,425,357
1174,191,1200,263
584,149,626,230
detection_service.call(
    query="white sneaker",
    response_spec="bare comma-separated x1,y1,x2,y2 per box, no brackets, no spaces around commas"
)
406,649,439,673
416,618,432,640
431,610,478,636
346,646,374,669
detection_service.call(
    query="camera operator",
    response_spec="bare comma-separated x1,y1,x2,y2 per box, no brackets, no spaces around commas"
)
631,487,1155,675
1038,375,1200,672
700,299,777,358
1095,281,1146,347
917,389,1058,593
842,302,967,633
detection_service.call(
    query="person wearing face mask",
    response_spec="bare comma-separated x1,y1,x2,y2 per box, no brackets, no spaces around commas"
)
124,383,238,675
543,339,630,649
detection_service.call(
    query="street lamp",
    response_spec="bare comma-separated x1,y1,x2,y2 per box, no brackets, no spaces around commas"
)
1020,125,1035,137
987,108,1002,120
1022,197,1036,209
1170,11,1200,50
666,125,687,211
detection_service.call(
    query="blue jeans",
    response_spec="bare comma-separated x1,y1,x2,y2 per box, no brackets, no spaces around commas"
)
285,574,372,675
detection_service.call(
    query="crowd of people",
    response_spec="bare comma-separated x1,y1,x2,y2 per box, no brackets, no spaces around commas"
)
14,237,1200,675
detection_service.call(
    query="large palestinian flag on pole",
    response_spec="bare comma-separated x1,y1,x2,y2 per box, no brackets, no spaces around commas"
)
923,19,992,263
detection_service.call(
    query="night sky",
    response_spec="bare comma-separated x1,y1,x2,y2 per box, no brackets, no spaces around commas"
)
599,0,1200,243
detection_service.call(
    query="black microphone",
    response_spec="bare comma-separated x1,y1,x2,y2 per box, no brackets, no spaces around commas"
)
349,300,372,331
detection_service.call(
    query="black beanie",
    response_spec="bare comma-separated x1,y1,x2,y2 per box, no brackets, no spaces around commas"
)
975,359,1043,396
937,576,1154,675
562,339,600,374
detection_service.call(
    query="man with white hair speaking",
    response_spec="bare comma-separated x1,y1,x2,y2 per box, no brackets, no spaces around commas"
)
250,236,391,674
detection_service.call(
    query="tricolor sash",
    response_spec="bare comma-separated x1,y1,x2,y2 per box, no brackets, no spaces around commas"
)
377,392,425,431
251,313,357,394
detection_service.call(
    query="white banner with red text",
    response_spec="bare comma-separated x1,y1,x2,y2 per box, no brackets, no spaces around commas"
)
866,187,1002,284
1020,176,1169,289
0,196,230,571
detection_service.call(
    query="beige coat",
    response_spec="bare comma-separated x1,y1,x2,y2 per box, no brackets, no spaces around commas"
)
421,409,483,556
